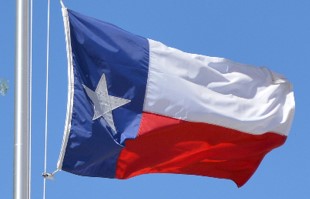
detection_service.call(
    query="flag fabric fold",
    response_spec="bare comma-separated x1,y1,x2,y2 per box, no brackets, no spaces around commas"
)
58,6,295,187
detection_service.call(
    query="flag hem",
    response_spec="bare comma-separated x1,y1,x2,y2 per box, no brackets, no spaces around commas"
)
57,6,74,170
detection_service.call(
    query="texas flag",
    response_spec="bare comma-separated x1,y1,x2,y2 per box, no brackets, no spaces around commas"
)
57,6,295,187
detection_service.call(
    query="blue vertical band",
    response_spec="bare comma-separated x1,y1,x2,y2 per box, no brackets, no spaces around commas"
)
61,9,149,178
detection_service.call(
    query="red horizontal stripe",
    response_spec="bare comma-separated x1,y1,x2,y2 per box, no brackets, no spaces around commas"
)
116,112,286,187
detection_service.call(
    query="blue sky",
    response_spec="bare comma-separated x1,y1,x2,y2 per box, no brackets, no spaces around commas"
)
1,0,310,198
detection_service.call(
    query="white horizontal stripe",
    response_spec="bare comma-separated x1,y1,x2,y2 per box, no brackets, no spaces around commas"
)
144,39,295,136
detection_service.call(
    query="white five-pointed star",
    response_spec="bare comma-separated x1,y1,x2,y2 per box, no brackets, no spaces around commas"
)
83,74,131,134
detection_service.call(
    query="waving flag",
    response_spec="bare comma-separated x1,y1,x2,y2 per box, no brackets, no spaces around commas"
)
58,6,295,187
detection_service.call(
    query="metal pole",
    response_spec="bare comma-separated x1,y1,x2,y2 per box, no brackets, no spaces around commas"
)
14,0,30,198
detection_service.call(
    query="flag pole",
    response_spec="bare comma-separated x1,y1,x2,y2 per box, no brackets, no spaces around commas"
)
14,0,30,198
